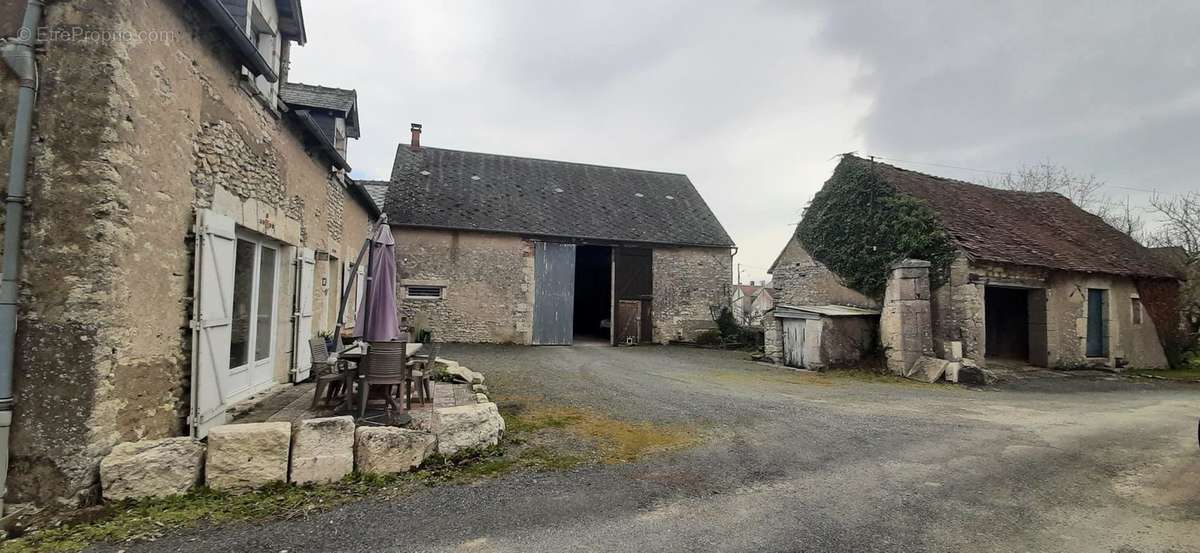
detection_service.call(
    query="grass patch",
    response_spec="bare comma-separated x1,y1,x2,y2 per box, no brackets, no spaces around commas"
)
1127,367,1200,382
500,404,699,464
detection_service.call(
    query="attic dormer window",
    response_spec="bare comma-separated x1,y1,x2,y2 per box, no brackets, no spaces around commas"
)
247,1,281,104
334,117,348,156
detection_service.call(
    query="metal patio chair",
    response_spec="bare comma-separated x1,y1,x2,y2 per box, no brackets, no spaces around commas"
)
309,337,348,409
406,342,440,408
357,341,409,423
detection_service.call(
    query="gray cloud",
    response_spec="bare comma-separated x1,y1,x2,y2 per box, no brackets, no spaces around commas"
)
289,1,1196,283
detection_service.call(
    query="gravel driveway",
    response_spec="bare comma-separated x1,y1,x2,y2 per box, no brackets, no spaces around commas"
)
107,345,1199,553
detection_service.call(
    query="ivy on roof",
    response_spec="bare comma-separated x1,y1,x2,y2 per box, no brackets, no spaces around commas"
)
796,156,957,298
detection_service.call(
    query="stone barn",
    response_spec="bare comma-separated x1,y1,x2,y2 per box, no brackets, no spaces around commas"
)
0,0,379,505
367,126,735,346
768,155,1184,374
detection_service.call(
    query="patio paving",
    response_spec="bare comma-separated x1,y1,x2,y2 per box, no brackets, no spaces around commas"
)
230,380,475,426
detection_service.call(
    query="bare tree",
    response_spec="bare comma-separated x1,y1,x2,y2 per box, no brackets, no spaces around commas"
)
988,162,1148,244
1147,191,1200,342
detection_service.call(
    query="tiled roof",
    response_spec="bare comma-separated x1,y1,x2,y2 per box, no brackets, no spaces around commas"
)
383,145,734,248
359,180,390,212
279,82,359,138
845,155,1180,279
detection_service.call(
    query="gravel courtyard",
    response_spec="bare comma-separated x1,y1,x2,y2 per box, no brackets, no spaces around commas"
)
108,345,1199,553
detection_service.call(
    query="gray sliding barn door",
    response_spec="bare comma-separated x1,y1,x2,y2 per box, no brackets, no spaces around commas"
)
533,242,576,345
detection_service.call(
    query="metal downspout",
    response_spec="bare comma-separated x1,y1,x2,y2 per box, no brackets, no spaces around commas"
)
0,0,43,512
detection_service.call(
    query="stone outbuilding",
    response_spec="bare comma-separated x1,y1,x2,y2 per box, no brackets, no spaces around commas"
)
768,155,1184,373
367,126,735,346
0,0,379,504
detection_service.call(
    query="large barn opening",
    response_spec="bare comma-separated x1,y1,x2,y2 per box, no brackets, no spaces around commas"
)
985,286,1030,362
573,245,612,344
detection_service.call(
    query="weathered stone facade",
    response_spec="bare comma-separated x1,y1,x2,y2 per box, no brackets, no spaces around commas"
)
0,1,374,504
392,228,730,344
652,246,733,343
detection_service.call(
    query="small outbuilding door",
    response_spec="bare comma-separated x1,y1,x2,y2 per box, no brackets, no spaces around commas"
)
533,242,576,345
1086,289,1108,357
783,318,807,368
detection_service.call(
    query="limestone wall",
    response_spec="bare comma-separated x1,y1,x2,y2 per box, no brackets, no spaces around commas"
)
0,0,373,504
652,246,732,343
769,235,878,309
392,228,536,344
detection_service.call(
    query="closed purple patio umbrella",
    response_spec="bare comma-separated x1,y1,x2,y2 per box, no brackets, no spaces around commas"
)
353,224,401,342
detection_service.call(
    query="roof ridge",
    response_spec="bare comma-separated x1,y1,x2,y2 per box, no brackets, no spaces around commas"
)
844,154,1065,198
403,144,691,178
282,81,358,95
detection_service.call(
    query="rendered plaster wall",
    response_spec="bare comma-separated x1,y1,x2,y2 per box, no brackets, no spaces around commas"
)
0,0,372,504
392,228,536,344
651,246,732,343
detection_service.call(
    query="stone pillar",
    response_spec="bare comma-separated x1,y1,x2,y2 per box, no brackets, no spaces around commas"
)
880,259,934,375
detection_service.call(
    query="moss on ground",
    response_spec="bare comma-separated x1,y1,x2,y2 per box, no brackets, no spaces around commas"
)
499,403,699,464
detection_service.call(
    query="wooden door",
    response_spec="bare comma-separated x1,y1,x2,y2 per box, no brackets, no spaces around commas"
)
616,300,642,345
533,242,576,345
783,318,806,368
1086,289,1107,357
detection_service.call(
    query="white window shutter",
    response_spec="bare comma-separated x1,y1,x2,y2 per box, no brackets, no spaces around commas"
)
190,210,237,438
292,248,315,382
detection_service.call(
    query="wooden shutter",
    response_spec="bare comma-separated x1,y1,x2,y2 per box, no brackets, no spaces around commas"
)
292,248,315,382
190,210,237,438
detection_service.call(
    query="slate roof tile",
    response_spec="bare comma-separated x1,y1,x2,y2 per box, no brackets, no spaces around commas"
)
382,145,734,247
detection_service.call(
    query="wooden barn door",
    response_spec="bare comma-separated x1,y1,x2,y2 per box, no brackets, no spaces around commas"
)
533,242,576,345
615,300,642,345
783,318,807,368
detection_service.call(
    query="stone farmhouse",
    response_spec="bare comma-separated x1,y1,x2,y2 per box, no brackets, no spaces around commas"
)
768,155,1184,376
0,0,381,505
366,126,736,346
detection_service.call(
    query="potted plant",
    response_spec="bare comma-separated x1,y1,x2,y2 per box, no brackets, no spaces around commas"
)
318,330,337,352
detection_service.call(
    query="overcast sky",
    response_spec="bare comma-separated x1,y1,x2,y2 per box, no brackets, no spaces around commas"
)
290,1,1200,284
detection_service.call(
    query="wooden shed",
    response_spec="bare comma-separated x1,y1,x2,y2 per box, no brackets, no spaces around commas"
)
774,304,880,370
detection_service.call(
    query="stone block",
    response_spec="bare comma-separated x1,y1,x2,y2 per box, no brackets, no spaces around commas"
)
206,422,292,493
948,341,963,362
475,393,489,403
100,437,204,500
290,416,355,485
431,402,505,456
945,362,962,383
957,364,997,386
906,356,948,383
355,427,436,474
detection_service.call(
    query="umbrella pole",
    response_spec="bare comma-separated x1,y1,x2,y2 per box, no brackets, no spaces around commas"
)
333,215,387,352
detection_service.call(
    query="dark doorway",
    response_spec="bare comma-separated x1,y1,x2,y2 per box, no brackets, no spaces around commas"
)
985,286,1030,361
612,248,653,344
573,245,612,342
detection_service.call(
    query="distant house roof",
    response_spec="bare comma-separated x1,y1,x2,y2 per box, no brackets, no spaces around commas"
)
737,284,773,300
359,180,390,212
383,145,734,248
843,155,1180,279
279,83,360,138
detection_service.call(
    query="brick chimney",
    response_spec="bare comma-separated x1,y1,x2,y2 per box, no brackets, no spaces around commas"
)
410,123,422,150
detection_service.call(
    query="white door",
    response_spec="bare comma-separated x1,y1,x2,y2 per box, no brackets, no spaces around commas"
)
783,318,807,369
191,210,237,438
292,248,315,382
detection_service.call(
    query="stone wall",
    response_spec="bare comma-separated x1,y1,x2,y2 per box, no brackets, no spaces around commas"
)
0,0,373,504
932,257,1168,369
392,228,535,344
652,246,732,343
770,235,878,310
880,260,934,374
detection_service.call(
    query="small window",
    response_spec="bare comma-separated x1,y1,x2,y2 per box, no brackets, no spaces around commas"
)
1131,297,1143,325
405,285,445,299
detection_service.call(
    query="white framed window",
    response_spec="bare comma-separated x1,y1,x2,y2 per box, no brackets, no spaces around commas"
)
228,230,280,400
334,117,348,156
1131,296,1143,325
